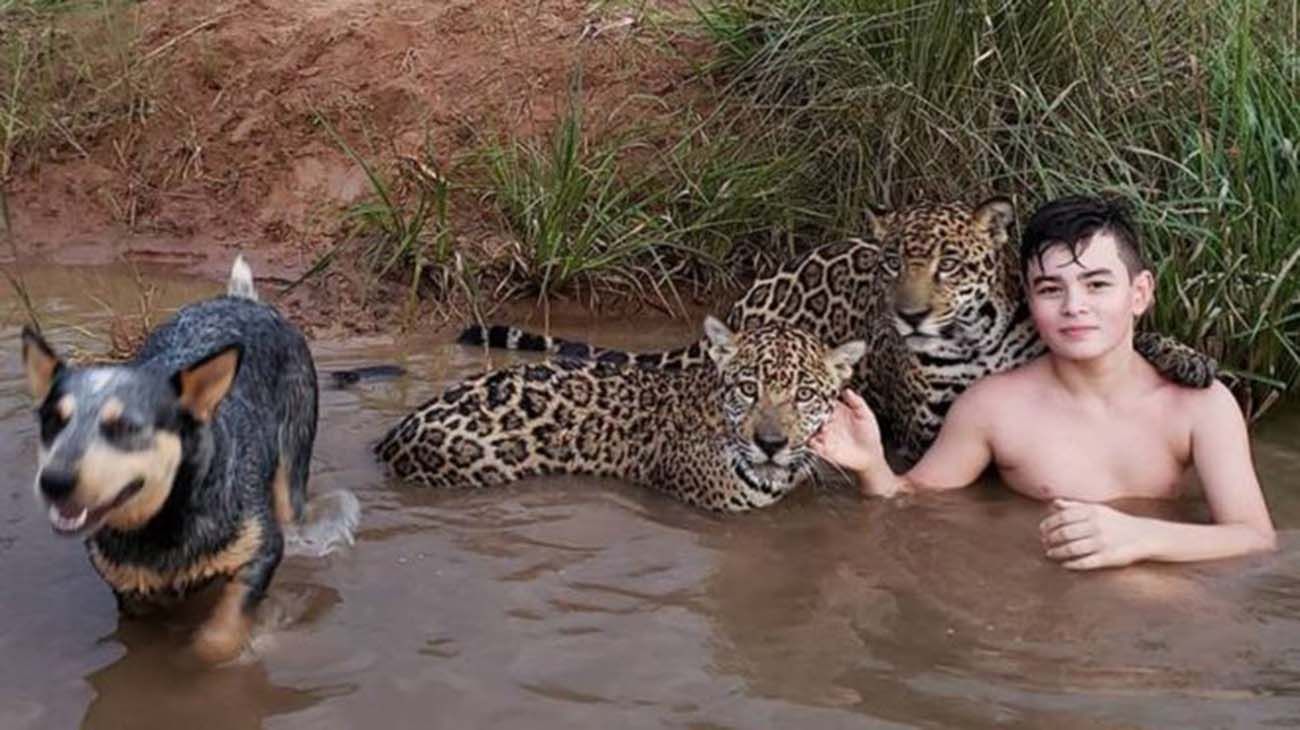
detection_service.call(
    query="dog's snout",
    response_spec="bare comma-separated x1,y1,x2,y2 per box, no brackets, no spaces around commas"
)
39,470,78,502
753,433,788,458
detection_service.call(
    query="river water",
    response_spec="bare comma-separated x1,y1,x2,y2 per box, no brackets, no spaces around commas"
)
2,264,1298,729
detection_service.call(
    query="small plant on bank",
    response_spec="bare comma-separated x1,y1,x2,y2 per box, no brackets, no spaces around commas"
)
0,0,152,178
481,96,677,304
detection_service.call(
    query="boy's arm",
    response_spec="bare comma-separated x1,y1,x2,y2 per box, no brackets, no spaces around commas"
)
1040,382,1276,569
810,385,996,497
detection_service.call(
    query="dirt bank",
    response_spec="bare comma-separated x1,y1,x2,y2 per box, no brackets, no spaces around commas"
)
4,0,702,335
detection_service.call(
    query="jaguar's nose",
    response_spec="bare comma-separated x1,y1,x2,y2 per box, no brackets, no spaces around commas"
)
897,307,931,329
753,434,788,458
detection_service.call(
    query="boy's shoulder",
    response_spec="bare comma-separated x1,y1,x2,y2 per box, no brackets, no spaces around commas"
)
963,355,1051,403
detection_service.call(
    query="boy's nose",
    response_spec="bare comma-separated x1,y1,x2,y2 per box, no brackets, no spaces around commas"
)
1061,289,1089,315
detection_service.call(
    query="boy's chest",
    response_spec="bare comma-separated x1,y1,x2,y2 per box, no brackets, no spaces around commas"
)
990,405,1193,502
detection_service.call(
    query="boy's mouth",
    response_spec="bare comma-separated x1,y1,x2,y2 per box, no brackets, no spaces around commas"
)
1059,325,1099,339
47,477,146,536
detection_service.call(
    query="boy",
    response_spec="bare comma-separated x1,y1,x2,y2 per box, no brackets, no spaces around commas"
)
810,196,1275,569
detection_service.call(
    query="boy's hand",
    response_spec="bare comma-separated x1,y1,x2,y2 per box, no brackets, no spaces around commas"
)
809,389,884,476
1039,499,1151,570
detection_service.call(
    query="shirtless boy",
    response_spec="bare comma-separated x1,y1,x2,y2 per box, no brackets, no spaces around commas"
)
811,195,1276,569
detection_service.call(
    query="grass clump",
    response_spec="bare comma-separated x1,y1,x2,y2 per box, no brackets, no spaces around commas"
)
0,0,150,178
481,99,685,306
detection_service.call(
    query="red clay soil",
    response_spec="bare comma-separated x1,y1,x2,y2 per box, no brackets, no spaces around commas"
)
5,0,703,335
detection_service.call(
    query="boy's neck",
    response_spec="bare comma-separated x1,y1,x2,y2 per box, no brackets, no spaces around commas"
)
1046,337,1145,404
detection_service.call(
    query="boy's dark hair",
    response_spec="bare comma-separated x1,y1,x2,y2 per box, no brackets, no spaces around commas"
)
1020,195,1149,279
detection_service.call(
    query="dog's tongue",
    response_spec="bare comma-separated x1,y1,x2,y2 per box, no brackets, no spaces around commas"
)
48,503,88,534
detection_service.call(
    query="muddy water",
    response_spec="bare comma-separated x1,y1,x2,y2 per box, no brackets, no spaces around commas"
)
2,264,1299,730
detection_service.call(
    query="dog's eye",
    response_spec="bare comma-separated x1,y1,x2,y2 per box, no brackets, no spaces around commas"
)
102,418,143,441
795,386,819,403
38,409,68,441
737,382,759,399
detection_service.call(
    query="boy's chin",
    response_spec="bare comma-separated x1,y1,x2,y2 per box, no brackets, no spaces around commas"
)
1048,339,1123,362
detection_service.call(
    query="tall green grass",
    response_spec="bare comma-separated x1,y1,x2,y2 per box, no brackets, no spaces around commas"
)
691,0,1300,413
481,100,687,305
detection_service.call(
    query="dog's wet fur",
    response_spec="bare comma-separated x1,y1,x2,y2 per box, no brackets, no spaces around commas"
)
21,256,318,664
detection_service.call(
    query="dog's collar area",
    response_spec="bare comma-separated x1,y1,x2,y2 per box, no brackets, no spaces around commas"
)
47,477,146,537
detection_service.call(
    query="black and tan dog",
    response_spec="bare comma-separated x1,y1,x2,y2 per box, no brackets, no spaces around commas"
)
21,257,317,663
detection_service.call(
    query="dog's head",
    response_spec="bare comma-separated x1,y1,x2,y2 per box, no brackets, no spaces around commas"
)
20,327,241,538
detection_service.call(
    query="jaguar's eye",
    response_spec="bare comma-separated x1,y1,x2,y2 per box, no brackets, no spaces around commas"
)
737,381,759,399
937,257,961,274
795,386,819,403
883,252,902,272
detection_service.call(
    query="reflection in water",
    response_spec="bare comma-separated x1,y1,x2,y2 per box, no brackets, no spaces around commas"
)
2,263,1299,728
82,610,352,730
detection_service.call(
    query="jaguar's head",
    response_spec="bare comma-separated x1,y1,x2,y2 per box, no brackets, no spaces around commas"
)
869,197,1018,358
704,316,865,505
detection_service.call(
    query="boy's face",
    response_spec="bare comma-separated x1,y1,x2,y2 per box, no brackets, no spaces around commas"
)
1026,232,1153,361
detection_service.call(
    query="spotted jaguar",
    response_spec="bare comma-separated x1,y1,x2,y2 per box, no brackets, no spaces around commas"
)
377,317,865,511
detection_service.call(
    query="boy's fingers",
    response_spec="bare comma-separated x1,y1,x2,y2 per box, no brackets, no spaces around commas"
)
1062,553,1106,571
1039,509,1090,534
1045,537,1099,561
1044,521,1096,545
843,389,869,412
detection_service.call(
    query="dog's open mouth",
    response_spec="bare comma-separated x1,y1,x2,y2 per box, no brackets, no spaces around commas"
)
47,478,145,536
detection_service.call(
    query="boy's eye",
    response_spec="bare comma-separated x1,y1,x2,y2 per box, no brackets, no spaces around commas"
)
1087,281,1111,289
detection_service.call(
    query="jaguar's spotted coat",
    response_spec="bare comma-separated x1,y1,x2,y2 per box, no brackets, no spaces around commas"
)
377,317,865,511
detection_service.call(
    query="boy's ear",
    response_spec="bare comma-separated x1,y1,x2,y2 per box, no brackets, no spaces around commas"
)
173,345,242,423
703,315,737,369
1131,269,1156,317
21,326,64,402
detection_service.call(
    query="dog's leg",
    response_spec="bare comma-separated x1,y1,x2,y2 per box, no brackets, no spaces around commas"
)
271,462,293,527
192,526,283,664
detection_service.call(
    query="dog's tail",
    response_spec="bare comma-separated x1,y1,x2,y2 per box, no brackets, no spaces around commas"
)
227,255,259,301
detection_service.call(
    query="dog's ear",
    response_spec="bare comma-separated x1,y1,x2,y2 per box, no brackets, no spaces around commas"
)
173,345,242,423
21,326,64,402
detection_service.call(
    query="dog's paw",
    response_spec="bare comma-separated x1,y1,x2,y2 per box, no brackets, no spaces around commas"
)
191,621,250,665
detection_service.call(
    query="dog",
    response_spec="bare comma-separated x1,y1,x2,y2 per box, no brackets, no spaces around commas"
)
21,256,318,663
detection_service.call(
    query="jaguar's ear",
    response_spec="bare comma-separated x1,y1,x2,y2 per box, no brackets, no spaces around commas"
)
973,196,1015,241
825,339,866,384
865,204,891,241
703,315,737,370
